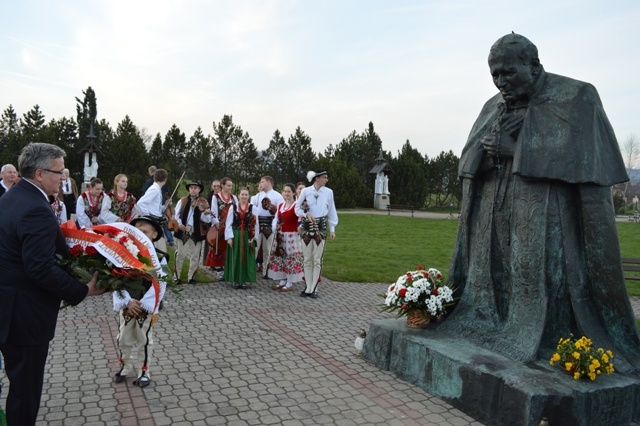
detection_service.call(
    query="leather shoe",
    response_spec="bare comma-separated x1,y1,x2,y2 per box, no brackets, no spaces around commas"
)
300,291,310,297
240,283,248,289
310,291,319,299
113,373,126,383
272,284,285,290
188,279,196,285
280,286,294,292
133,376,150,388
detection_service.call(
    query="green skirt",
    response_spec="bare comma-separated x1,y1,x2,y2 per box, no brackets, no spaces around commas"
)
224,228,257,283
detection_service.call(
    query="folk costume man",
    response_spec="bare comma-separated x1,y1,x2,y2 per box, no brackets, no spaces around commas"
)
58,168,78,220
174,181,216,284
76,177,106,228
0,164,18,198
252,176,283,278
439,33,640,375
0,143,103,426
112,215,167,388
295,169,338,298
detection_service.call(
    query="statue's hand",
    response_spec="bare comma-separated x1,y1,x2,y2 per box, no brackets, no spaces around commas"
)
481,133,499,157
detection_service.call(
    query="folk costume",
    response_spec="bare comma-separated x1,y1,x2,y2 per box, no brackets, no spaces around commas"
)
76,189,105,228
173,182,216,284
112,219,167,387
267,201,304,289
205,191,237,280
295,170,338,297
49,196,67,225
102,190,137,223
135,182,164,218
224,202,259,288
59,176,78,220
252,188,283,276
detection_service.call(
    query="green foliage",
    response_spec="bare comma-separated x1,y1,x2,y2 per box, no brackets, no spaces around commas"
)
102,115,149,193
185,127,215,183
388,140,428,208
613,191,626,214
162,124,187,177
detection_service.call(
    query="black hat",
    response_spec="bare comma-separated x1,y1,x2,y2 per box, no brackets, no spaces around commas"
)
185,181,204,193
130,215,164,242
306,169,328,183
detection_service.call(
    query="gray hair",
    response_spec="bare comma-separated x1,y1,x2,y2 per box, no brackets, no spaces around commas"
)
18,143,66,179
1,164,15,173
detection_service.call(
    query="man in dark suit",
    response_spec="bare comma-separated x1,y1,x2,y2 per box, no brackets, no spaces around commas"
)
0,142,104,426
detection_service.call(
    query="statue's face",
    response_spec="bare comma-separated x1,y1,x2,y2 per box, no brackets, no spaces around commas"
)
489,52,537,104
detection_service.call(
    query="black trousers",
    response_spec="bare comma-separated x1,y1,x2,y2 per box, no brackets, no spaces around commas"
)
0,342,50,426
62,194,76,220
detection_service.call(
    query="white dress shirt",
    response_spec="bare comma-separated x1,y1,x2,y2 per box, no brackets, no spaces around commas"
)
295,185,338,232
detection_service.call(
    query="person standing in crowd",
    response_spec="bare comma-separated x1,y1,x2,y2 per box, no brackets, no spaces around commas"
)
49,188,67,225
0,142,104,426
252,176,283,278
224,188,259,289
102,174,137,223
205,177,237,281
76,177,106,228
141,166,156,197
268,183,304,292
58,168,78,220
202,180,221,265
250,180,264,270
113,215,167,388
0,164,18,198
173,181,216,284
295,169,338,298
136,169,169,250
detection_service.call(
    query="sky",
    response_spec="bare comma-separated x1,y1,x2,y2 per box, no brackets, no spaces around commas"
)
1,0,639,159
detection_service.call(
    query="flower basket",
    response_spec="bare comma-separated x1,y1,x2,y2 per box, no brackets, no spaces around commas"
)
549,335,614,381
406,310,431,328
380,266,455,322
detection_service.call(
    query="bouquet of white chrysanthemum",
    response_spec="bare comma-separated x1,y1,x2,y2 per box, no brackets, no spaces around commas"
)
381,266,455,318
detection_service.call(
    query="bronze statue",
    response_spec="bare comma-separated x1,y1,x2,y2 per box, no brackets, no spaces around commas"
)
441,33,640,376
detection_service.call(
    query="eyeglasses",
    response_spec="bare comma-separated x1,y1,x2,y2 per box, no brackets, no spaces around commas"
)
42,168,65,175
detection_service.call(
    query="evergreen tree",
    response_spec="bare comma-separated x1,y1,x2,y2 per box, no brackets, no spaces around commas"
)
236,130,259,187
262,129,288,184
0,105,22,165
162,124,187,178
213,115,243,179
47,117,79,160
149,133,163,166
105,115,149,193
73,87,99,177
388,140,428,208
185,127,214,183
21,104,47,144
286,126,315,184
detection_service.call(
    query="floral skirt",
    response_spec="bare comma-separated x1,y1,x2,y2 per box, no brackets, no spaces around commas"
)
268,231,304,282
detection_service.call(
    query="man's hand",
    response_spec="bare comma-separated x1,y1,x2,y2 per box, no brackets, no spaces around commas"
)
126,299,142,316
86,271,106,297
330,231,336,241
226,238,233,247
178,224,186,231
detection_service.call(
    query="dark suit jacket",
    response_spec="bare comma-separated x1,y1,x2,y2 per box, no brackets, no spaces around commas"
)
0,179,88,346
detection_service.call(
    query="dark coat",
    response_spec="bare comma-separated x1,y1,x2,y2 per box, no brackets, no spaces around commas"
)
0,179,88,345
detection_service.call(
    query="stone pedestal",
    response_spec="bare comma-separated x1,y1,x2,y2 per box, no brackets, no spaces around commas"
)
374,194,390,210
363,319,640,426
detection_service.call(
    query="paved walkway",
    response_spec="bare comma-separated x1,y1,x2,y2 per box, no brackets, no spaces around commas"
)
1,276,487,426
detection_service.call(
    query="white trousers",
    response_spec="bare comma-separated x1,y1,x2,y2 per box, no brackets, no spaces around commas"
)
116,311,156,379
302,239,325,294
256,231,275,271
176,238,202,280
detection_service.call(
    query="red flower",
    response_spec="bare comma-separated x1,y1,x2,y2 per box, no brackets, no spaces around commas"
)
70,245,84,257
417,265,424,270
85,246,98,256
390,285,395,292
401,304,408,310
406,273,413,283
432,288,439,295
399,288,407,297
436,273,443,279
119,236,128,244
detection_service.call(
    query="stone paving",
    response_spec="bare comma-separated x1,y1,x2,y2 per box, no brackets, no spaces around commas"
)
2,272,640,425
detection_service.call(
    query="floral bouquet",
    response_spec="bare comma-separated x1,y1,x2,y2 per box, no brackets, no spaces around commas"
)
381,266,455,321
549,335,615,381
56,221,178,309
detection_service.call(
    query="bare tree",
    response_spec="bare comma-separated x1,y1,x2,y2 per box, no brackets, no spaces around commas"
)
621,133,639,202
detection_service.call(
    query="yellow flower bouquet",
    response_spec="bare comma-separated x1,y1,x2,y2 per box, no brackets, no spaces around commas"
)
549,335,614,381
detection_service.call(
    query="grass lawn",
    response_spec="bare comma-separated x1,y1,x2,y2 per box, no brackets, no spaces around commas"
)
323,213,640,298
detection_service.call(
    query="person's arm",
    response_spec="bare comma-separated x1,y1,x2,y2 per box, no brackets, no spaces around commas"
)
100,195,120,223
175,199,184,226
60,203,67,224
225,205,235,242
295,189,307,217
327,189,338,239
76,195,91,228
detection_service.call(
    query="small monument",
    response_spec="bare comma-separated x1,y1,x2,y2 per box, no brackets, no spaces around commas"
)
79,122,102,186
369,151,392,210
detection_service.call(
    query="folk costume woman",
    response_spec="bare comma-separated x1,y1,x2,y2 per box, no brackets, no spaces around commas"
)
49,189,67,225
102,174,137,223
267,183,303,292
76,177,105,228
224,188,259,289
205,177,237,281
